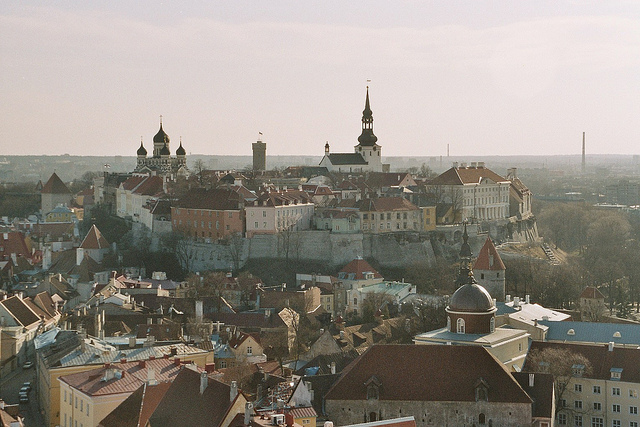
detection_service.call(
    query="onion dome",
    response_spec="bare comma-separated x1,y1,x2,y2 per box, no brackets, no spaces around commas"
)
154,123,170,145
357,87,378,146
176,140,186,156
160,142,170,156
137,141,147,156
449,279,495,313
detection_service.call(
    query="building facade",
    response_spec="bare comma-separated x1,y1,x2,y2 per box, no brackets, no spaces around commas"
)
134,118,188,176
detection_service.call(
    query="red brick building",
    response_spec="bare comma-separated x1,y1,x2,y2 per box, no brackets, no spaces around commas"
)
171,188,245,241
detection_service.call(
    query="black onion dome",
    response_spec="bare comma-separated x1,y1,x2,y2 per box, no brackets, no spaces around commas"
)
449,282,495,313
137,142,147,156
176,142,186,156
153,124,170,144
160,142,170,156
358,129,378,146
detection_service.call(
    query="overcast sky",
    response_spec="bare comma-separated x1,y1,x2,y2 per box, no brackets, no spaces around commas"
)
2,1,639,158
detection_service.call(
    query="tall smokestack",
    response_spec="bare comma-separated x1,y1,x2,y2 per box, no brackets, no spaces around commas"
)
447,143,450,157
582,132,586,173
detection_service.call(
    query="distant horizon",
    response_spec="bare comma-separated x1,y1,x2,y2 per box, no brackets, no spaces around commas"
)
2,2,639,157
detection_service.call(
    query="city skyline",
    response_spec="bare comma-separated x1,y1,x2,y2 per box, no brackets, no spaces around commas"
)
2,1,639,157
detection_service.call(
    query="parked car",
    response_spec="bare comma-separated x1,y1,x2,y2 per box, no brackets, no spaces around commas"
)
22,382,31,391
20,386,30,394
22,361,33,369
19,395,28,404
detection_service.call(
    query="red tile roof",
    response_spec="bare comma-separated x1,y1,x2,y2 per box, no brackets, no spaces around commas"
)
121,176,147,191
0,231,31,261
59,358,182,397
355,197,419,212
175,188,242,210
339,258,382,280
430,166,509,186
473,237,506,271
98,381,172,427
580,286,605,299
133,175,164,196
41,172,71,194
325,345,532,403
0,295,40,327
80,225,110,249
148,366,241,427
524,341,640,383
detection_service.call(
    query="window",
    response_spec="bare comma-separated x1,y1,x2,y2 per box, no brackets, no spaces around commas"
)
593,385,601,394
80,400,83,411
254,222,258,228
87,404,89,416
457,318,465,334
590,418,603,427
613,404,621,413
594,402,602,411
75,397,78,408
631,422,638,427
64,390,67,402
354,298,358,306
631,389,638,398
575,400,583,410
612,421,620,427
490,317,495,333
479,413,486,425
631,406,638,415
560,399,567,408
262,211,266,217
247,346,252,355
575,384,583,393
558,414,567,425
614,387,621,396
229,212,233,218
574,415,582,427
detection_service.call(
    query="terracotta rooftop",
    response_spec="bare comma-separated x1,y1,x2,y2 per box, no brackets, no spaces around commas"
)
325,345,532,403
0,295,40,327
59,358,182,397
473,237,506,271
41,172,71,194
79,225,110,250
430,165,509,186
175,188,242,211
338,258,382,280
580,286,605,300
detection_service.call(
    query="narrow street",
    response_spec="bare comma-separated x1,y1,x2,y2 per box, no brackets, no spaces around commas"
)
1,364,45,426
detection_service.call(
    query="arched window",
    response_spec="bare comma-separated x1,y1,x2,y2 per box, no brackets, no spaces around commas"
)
479,413,486,424
367,386,379,400
457,318,465,334
369,412,378,422
490,317,495,333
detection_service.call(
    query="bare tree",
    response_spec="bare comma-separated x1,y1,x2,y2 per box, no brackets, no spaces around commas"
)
526,347,593,417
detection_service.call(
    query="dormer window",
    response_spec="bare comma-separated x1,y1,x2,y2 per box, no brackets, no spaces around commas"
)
611,368,623,380
365,375,382,400
475,378,489,402
457,318,465,334
572,364,585,377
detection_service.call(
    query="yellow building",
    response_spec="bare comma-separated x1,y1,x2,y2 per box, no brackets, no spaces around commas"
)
420,205,436,231
58,358,184,427
37,331,213,427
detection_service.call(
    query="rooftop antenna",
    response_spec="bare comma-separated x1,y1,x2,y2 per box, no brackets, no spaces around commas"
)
582,132,586,173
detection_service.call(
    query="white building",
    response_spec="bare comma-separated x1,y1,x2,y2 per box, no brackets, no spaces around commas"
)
319,88,384,173
245,190,314,238
429,163,511,222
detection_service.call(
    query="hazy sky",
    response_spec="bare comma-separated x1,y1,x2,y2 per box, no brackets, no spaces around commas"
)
2,2,639,157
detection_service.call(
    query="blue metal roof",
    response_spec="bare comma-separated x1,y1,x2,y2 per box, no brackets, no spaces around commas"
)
541,320,640,346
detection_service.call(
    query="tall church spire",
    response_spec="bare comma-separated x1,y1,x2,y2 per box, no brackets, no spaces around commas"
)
357,87,378,146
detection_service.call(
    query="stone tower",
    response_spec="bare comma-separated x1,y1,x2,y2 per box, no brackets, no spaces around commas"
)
252,137,266,171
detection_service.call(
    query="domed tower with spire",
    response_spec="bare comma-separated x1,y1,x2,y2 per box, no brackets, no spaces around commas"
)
354,87,382,171
445,224,497,334
134,116,189,177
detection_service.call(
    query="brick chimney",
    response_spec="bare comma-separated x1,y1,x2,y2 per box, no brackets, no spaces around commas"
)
200,371,208,395
230,380,238,402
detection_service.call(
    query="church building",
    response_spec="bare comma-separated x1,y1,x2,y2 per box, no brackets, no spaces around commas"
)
134,117,188,177
319,88,384,173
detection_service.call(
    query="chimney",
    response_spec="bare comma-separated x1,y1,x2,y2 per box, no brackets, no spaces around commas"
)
582,132,586,173
195,300,203,323
147,368,157,385
529,373,535,387
244,402,254,425
200,371,208,395
205,363,216,373
230,381,238,402
330,362,336,375
525,295,530,304
506,294,511,303
609,341,614,352
139,360,146,368
129,337,136,348
174,357,181,366
285,413,294,427
513,297,520,308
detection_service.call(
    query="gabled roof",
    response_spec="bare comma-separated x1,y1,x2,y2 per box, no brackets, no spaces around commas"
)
325,153,367,166
580,286,605,299
147,366,240,427
366,173,417,189
0,295,41,327
326,345,532,403
473,237,506,271
429,166,509,186
80,225,110,250
59,358,181,397
133,175,164,196
0,231,30,260
41,172,71,194
98,381,172,427
175,188,242,211
121,176,147,191
512,372,554,420
339,258,382,280
355,197,419,212
524,341,640,383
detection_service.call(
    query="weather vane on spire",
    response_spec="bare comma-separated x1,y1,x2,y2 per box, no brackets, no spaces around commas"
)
159,115,163,125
